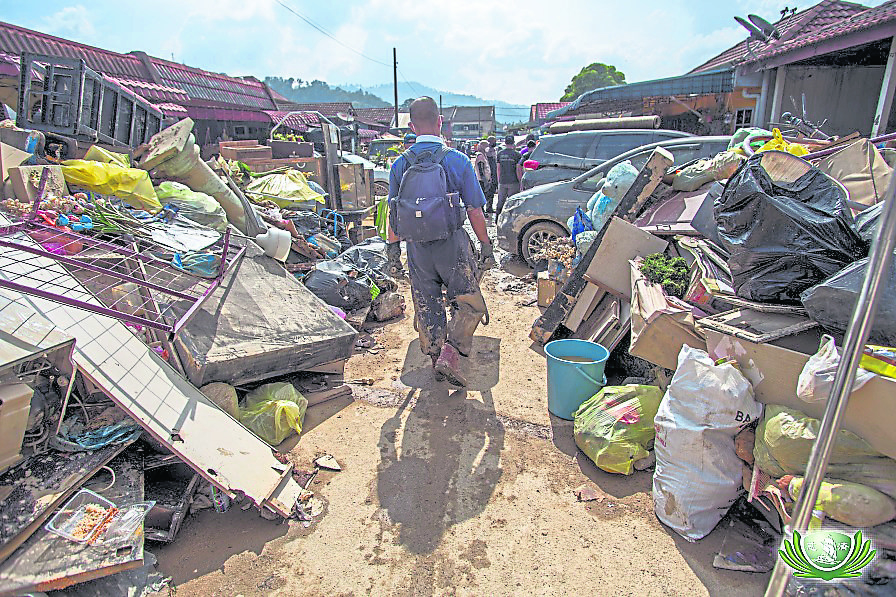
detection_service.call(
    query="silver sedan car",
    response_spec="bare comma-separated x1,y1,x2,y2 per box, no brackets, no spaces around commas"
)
496,136,732,266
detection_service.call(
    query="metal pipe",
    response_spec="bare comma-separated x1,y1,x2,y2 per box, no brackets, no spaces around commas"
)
804,131,896,160
765,171,896,596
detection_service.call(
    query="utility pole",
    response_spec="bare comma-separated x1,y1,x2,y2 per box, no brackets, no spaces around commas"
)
393,48,399,131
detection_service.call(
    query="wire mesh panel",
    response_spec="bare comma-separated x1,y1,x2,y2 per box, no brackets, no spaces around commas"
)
0,213,245,335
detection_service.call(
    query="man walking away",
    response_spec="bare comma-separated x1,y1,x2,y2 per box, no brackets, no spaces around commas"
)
387,97,495,386
495,135,523,216
473,141,491,195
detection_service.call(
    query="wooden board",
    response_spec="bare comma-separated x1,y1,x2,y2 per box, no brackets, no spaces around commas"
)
0,443,130,565
7,165,67,204
173,244,358,387
0,143,29,184
0,218,305,518
584,217,668,300
0,450,144,596
138,117,193,170
564,283,601,332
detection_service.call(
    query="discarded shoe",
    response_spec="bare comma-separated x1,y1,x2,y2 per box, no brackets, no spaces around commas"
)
434,343,467,387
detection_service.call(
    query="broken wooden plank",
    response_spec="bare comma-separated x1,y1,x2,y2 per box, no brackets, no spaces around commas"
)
0,449,144,596
7,165,67,205
303,384,352,408
563,282,600,332
0,443,131,565
137,117,193,171
0,218,305,518
583,217,668,300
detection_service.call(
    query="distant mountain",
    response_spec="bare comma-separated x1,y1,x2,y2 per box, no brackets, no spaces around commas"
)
344,81,530,124
265,77,390,109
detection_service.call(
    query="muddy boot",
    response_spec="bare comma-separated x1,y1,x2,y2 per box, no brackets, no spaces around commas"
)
434,343,467,387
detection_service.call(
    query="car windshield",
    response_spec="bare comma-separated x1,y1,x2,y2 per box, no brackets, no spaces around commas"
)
573,140,728,193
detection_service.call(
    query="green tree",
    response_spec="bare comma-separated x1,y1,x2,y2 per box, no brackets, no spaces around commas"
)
561,63,626,101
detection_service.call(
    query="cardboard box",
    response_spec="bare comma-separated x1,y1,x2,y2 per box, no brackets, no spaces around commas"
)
584,217,667,299
704,329,896,460
8,165,68,204
537,272,558,307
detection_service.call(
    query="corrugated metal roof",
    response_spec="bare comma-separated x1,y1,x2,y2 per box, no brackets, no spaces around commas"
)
548,69,736,119
690,0,883,73
354,107,395,125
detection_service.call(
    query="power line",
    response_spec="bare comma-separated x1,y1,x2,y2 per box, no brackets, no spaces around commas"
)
396,67,420,97
274,0,391,67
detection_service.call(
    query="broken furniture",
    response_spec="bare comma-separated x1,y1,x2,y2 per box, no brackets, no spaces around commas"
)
0,222,307,519
0,449,144,596
17,53,162,149
0,208,245,337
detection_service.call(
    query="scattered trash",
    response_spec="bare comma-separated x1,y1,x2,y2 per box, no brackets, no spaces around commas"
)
314,454,342,471
573,484,609,503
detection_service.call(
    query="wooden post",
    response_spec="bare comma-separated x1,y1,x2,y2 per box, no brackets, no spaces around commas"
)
769,66,787,124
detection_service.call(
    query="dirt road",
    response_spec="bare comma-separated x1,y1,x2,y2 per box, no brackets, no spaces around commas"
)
150,250,771,596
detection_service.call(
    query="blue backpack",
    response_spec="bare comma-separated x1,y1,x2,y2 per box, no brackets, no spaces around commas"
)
389,147,466,243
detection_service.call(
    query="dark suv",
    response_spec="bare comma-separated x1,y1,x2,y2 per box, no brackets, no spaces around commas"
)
520,129,691,190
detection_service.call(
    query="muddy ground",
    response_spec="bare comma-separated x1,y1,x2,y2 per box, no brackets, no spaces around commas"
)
148,234,772,596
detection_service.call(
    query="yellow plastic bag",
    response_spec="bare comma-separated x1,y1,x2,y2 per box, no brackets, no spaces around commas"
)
573,384,663,475
244,169,325,208
860,345,896,379
755,128,809,157
240,382,307,445
84,145,130,168
61,159,161,213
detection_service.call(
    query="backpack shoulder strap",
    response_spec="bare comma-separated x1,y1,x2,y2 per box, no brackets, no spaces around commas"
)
433,147,452,164
402,150,419,166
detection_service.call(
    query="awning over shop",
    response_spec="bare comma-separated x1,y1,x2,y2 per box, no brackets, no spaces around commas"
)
547,68,735,120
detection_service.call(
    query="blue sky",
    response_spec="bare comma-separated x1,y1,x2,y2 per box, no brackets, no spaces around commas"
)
2,0,890,110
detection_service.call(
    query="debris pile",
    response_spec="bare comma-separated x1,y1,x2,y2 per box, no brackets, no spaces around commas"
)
531,131,896,588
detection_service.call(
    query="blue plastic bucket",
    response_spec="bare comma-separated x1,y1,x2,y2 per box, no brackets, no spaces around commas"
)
544,339,609,420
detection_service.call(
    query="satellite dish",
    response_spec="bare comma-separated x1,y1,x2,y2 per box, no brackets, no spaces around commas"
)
336,112,354,122
748,14,782,40
735,16,768,42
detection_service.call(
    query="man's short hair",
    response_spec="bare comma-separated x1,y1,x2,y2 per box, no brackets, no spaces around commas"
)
527,140,537,148
505,135,514,145
409,97,439,127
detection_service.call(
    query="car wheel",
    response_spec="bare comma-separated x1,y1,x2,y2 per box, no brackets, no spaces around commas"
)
374,181,389,197
520,221,566,267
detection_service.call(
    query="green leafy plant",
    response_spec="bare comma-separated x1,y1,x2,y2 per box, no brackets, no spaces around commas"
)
639,253,690,299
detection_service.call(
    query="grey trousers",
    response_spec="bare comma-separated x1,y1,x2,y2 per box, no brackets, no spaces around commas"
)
407,228,488,358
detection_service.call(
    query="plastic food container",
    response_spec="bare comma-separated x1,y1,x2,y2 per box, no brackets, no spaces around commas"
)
45,488,155,546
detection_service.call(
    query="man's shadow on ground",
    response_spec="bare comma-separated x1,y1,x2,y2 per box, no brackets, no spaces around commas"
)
376,336,503,554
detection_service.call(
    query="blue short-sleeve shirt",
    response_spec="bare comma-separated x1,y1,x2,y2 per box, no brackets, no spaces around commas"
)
388,135,486,210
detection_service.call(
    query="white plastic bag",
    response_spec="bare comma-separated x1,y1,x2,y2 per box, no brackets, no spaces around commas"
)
653,345,763,541
797,335,876,403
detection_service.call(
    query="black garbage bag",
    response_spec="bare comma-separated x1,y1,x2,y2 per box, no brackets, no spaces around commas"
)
800,252,896,345
303,260,373,311
714,151,866,304
284,211,324,238
302,237,395,310
855,201,884,246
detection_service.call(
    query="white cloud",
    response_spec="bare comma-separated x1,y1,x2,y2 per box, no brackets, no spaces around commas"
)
41,5,95,40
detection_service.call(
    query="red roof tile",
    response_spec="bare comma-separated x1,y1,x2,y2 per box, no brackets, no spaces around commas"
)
530,102,570,121
276,102,354,117
690,0,871,73
0,20,277,112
